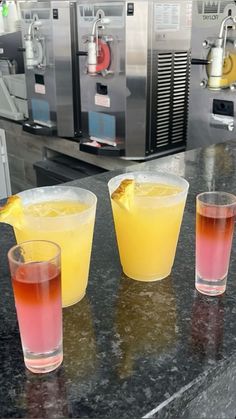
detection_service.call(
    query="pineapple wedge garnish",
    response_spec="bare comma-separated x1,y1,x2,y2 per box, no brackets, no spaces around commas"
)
0,195,23,227
111,179,135,211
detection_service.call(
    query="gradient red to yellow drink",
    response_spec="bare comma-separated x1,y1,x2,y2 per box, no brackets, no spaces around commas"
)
108,172,189,281
196,192,236,296
8,240,63,374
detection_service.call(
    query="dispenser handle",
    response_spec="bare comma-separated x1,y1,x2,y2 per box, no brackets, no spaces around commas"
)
191,58,210,65
76,51,88,56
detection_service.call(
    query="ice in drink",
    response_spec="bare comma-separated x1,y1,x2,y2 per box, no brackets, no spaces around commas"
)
14,200,94,307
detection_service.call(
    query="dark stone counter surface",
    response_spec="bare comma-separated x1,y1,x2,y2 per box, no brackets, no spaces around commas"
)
1,141,236,418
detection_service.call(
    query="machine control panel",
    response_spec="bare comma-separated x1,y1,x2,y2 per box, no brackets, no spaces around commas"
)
96,82,107,95
127,3,134,16
213,99,234,116
53,9,59,19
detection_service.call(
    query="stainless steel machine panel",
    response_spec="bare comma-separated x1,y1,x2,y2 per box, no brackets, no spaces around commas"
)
125,1,148,158
20,2,57,132
20,1,80,137
129,0,192,158
188,0,236,150
77,1,126,154
77,0,192,159
52,1,80,138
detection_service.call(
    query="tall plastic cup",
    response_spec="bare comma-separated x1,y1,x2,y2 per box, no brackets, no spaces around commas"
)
108,171,189,281
14,186,97,307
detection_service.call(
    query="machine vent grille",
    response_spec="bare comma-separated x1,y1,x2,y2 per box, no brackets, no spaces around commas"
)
148,50,190,154
197,1,232,15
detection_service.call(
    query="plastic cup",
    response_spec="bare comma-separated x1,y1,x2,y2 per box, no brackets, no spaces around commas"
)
14,186,97,307
108,171,189,281
8,240,62,373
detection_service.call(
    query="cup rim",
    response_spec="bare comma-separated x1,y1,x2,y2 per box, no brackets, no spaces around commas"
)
8,239,61,266
196,191,236,208
108,170,189,199
17,185,97,221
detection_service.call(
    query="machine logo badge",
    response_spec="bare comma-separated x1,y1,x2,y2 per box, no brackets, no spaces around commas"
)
203,14,219,20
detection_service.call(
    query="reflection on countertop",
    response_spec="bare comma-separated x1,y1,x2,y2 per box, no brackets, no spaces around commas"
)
191,292,224,361
63,296,98,381
115,275,176,379
22,370,69,419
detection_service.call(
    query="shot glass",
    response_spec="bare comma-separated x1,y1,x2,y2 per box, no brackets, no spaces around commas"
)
195,191,236,296
8,240,63,373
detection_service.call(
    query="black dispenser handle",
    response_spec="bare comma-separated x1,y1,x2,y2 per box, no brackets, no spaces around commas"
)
191,58,210,65
76,51,88,56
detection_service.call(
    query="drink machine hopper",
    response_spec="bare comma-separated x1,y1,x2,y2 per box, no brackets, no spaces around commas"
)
188,0,236,149
77,0,192,159
19,0,81,138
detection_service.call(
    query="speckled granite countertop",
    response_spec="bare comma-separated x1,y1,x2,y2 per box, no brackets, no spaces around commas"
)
1,141,236,418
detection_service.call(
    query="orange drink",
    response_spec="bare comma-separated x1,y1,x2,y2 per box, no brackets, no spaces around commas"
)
1,186,97,307
108,172,189,281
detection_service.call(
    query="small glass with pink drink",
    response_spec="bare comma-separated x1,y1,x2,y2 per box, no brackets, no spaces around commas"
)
196,191,236,296
8,240,63,373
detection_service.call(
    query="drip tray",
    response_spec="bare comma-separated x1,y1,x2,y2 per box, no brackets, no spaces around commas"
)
34,155,106,187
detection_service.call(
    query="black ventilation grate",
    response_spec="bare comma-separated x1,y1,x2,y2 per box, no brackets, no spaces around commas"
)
149,50,190,153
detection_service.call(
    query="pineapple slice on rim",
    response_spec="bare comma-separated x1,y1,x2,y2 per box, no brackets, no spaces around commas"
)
0,195,23,227
111,179,135,211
